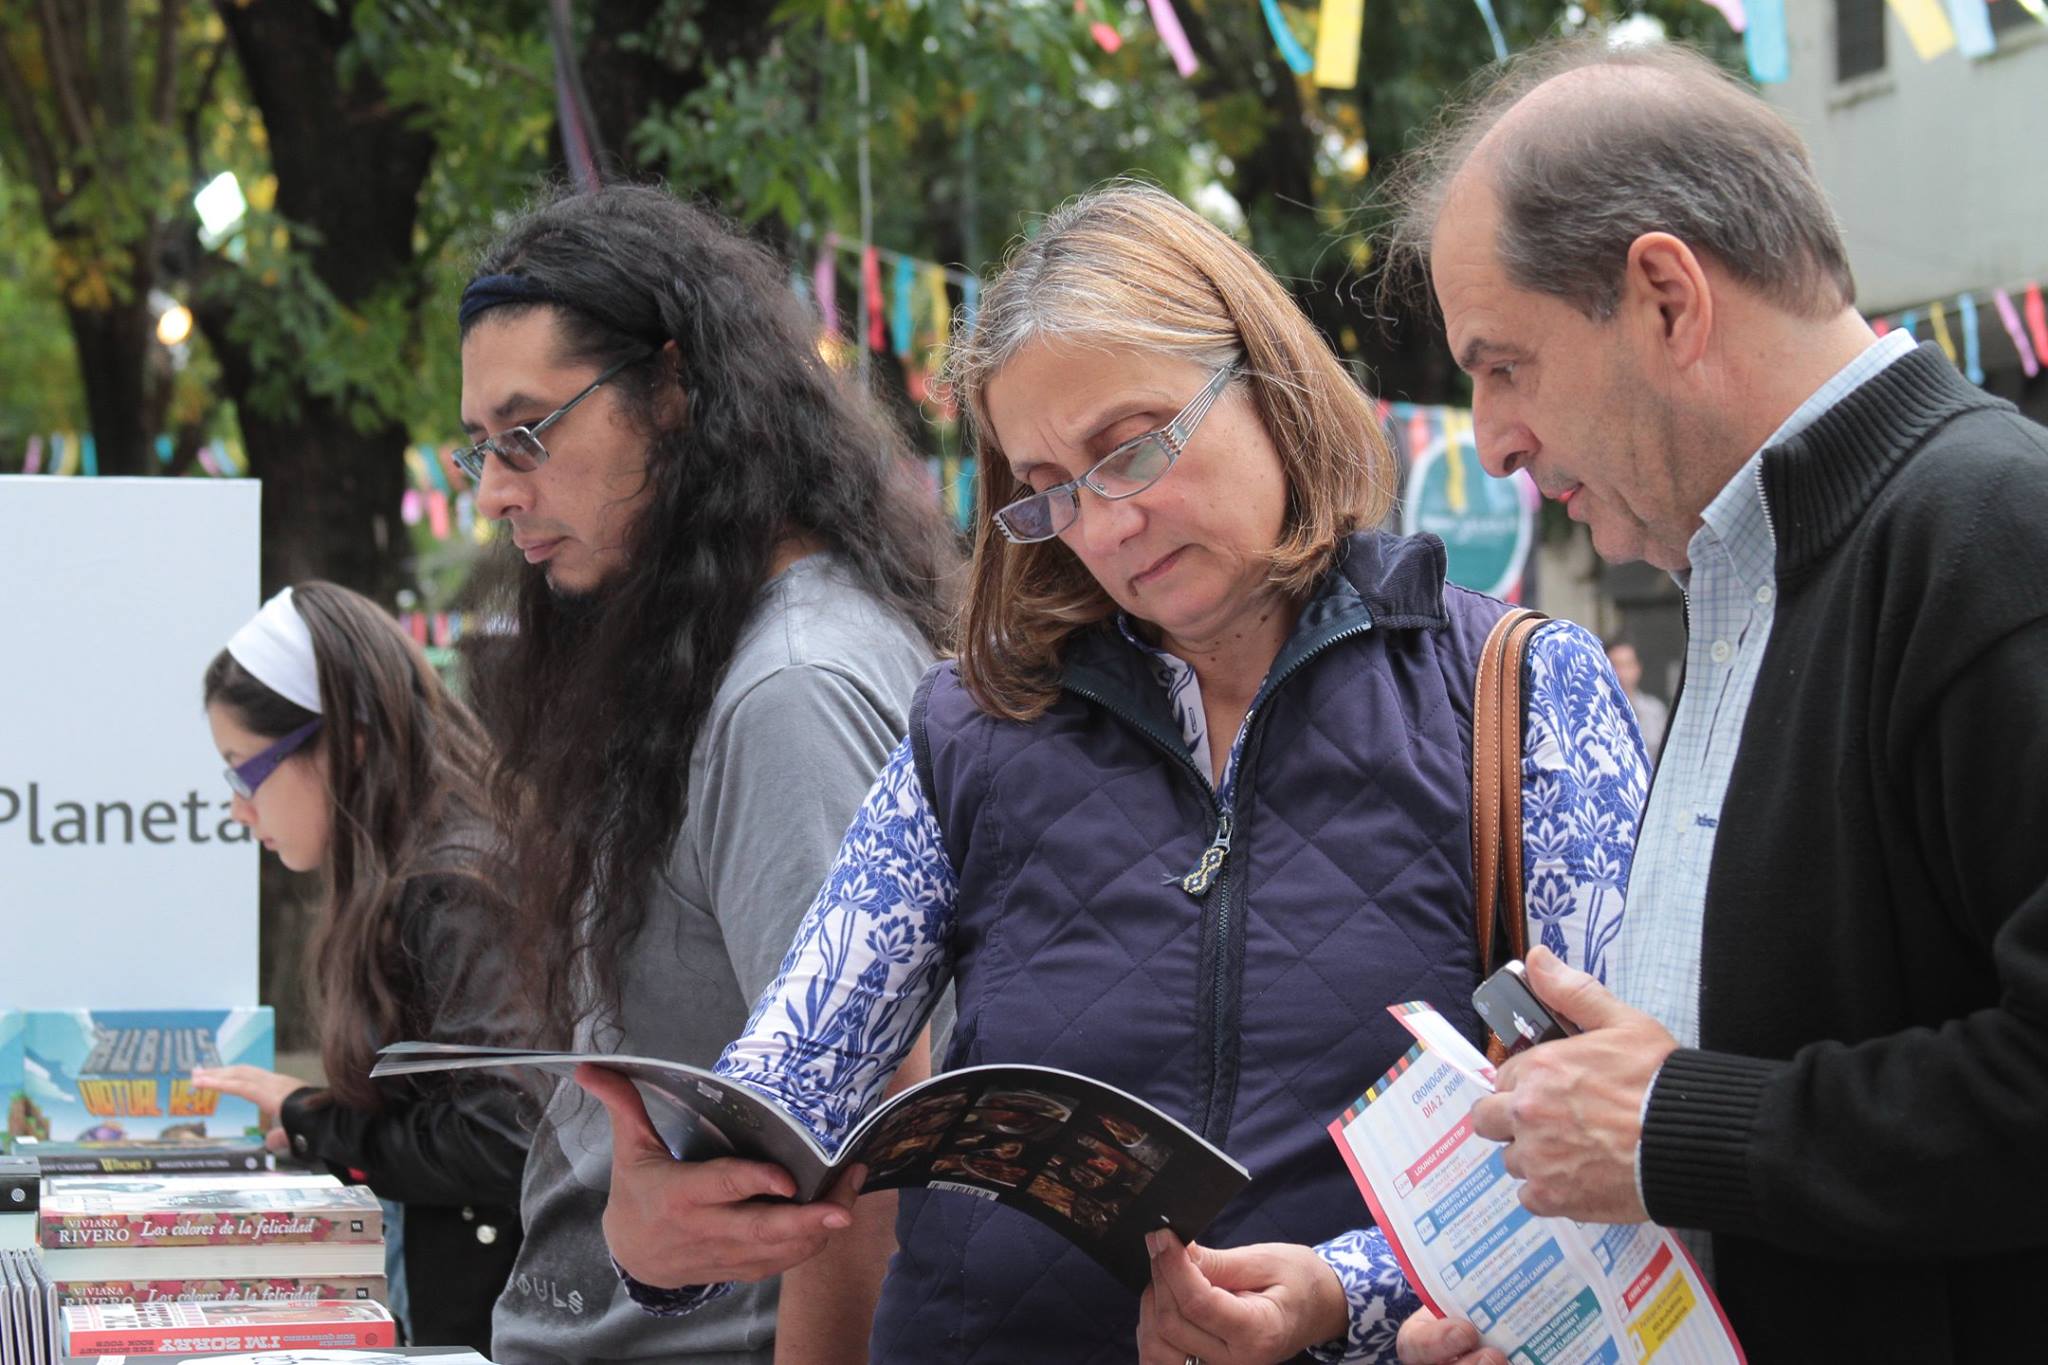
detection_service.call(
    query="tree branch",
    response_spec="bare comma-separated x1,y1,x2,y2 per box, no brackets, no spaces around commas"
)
0,31,67,217
151,0,184,131
98,0,134,132
34,0,96,152
180,30,227,181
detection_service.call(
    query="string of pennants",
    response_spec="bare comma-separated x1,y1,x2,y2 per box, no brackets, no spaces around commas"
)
14,432,245,477
799,233,976,410
1107,0,2045,89
1867,277,2048,382
1731,0,2045,85
398,609,470,649
401,445,495,547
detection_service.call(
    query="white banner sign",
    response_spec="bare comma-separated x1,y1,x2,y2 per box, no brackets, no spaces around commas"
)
0,477,260,1008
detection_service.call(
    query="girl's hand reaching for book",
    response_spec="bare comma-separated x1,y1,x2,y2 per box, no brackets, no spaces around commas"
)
576,1062,858,1289
190,1065,312,1129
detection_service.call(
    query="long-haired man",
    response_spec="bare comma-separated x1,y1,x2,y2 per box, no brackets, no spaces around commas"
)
455,184,957,1364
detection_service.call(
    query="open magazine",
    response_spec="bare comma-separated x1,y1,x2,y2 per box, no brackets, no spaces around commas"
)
372,1043,1248,1289
1327,1004,1745,1364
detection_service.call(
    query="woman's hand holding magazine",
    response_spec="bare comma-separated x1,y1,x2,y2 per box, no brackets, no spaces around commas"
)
575,1063,859,1288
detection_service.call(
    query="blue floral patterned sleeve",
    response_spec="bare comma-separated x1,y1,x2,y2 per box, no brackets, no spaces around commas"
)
1306,619,1649,1363
715,739,959,1147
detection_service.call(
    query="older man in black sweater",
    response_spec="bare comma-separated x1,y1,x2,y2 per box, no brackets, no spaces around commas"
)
1389,36,2048,1365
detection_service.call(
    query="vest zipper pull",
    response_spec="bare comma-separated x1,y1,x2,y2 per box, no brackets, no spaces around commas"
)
1175,812,1233,897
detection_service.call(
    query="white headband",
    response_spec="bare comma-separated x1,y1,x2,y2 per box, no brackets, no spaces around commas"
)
225,587,323,714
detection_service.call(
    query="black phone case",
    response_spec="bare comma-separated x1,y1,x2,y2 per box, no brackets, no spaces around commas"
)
1472,965,1569,1056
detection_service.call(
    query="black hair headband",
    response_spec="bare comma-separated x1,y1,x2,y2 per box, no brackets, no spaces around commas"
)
459,272,558,328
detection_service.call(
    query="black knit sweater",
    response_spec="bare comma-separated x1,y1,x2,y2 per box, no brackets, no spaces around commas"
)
1640,345,2048,1363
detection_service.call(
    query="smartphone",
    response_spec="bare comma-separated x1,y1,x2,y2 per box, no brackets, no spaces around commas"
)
1472,960,1575,1057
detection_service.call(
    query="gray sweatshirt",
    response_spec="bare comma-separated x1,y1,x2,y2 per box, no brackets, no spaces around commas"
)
490,554,934,1365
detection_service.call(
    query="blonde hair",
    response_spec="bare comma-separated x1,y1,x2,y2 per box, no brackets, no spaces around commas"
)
945,182,1395,720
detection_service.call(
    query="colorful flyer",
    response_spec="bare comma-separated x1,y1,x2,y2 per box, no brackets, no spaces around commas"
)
1328,1004,1744,1364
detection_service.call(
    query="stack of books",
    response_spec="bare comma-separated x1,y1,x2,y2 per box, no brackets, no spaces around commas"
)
12,1137,269,1177
39,1172,386,1309
61,1299,398,1355
0,1245,58,1365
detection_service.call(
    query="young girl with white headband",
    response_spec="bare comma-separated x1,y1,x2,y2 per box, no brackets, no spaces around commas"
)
190,582,532,1355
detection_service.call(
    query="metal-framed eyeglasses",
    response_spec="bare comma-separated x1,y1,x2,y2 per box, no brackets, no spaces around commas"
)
993,362,1240,544
224,718,322,801
453,352,652,482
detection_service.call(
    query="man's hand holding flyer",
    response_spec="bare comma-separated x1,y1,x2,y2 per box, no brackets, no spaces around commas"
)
1328,1003,1744,1364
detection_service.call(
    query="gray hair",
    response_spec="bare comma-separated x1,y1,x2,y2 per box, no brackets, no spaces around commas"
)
1383,36,1855,320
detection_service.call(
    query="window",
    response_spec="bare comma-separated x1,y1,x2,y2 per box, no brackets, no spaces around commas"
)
1836,0,1887,81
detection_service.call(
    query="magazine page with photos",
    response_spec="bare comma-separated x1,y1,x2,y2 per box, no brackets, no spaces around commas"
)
374,1043,1249,1288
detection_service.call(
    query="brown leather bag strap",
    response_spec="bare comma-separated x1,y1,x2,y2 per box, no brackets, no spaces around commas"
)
1472,608,1549,972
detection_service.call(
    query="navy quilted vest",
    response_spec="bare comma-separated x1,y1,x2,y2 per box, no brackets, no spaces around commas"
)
870,531,1510,1363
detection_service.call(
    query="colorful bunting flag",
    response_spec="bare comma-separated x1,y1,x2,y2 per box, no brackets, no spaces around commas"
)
1744,0,1789,82
1929,298,1959,365
1944,0,1995,57
962,276,981,336
1314,0,1364,88
420,443,451,496
891,254,917,357
401,488,424,526
1992,289,2039,378
862,245,886,352
1405,409,1431,479
1957,292,1985,383
81,434,98,478
1442,410,1470,514
1146,0,1200,77
1886,0,1958,61
1898,309,1920,341
815,234,840,337
1074,0,1123,53
925,264,952,372
1703,0,1748,31
2025,284,2048,366
1473,0,1509,62
22,434,41,475
427,489,451,540
957,456,977,529
1260,0,1314,74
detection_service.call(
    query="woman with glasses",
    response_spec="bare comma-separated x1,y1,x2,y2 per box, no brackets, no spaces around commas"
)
193,582,533,1356
587,184,1649,1364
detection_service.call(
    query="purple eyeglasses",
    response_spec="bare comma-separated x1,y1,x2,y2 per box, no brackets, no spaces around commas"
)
225,718,322,800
